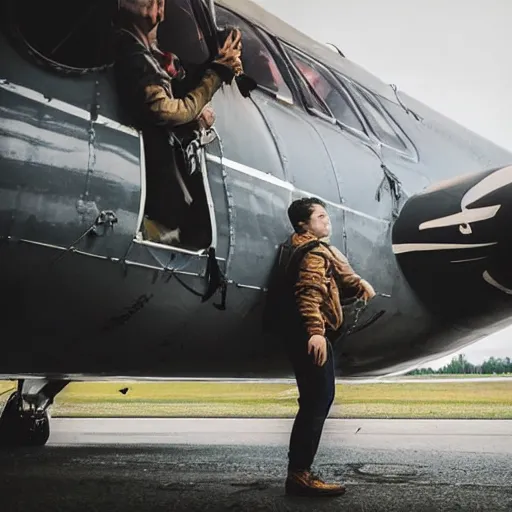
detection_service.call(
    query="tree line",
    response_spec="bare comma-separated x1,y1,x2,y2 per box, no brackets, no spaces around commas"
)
407,354,512,375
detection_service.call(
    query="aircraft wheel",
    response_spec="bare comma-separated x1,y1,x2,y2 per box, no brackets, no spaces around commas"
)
0,392,50,447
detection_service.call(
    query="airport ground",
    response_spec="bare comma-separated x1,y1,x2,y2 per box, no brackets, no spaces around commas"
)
1,417,511,511
1,378,512,510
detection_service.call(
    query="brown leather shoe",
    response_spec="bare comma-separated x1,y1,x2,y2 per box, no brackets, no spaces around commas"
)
285,470,346,497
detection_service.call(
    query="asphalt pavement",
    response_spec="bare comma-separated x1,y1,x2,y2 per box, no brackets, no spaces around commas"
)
1,418,511,511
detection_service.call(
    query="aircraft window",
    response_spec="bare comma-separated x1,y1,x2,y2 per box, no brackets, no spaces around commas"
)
288,49,365,133
5,0,118,71
215,7,293,102
157,0,210,66
340,77,407,151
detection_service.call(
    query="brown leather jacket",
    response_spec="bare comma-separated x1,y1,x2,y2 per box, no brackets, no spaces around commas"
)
112,24,233,231
292,232,365,338
113,26,233,129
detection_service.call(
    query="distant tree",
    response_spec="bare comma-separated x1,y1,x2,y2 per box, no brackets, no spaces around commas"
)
406,367,436,376
440,354,474,374
406,353,512,375
482,357,496,374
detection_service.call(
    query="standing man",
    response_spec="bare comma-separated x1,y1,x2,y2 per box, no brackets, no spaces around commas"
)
281,197,375,497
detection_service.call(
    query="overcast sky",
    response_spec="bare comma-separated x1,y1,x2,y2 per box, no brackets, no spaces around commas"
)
253,0,512,368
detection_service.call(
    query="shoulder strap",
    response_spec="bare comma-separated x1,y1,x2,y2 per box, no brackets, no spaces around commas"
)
283,239,323,281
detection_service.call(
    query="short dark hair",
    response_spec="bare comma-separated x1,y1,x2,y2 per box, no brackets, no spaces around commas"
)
287,197,326,233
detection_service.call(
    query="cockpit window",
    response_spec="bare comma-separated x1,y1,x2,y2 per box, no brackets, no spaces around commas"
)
4,0,117,72
339,75,407,152
287,47,365,133
216,7,293,103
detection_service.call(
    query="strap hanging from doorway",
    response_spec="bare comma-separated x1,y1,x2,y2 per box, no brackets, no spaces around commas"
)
165,247,228,310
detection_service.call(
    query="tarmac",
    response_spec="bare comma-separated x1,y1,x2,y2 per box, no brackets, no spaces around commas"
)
1,418,511,511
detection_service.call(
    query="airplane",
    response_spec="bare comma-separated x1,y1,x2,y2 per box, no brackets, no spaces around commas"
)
1,0,512,447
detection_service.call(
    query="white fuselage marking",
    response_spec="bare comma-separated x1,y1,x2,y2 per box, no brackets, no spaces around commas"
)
392,242,497,255
483,271,512,295
419,166,512,233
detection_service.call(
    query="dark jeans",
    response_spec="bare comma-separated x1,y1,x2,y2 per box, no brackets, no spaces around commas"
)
286,330,335,472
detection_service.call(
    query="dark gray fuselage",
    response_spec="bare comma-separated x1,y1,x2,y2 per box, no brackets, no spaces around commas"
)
1,0,512,379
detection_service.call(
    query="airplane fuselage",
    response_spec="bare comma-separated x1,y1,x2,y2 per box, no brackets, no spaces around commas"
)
1,0,512,380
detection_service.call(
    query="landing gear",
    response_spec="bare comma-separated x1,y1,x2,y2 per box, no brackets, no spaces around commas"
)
0,379,69,447
0,391,49,446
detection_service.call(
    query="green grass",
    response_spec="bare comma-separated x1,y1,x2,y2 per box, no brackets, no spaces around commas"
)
2,379,512,419
402,373,512,379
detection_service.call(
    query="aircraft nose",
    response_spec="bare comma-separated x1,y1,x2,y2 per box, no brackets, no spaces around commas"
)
391,165,512,328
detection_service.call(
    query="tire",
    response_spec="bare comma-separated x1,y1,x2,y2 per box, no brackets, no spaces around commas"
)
0,392,50,447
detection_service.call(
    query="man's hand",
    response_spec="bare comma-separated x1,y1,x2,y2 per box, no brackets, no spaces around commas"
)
360,279,376,302
308,335,327,367
198,104,216,129
214,29,243,75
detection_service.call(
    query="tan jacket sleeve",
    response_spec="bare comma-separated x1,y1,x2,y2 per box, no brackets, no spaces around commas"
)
143,70,222,127
329,246,364,291
294,251,328,337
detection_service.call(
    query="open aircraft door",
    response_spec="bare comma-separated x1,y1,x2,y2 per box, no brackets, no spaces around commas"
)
127,0,258,290
124,0,237,308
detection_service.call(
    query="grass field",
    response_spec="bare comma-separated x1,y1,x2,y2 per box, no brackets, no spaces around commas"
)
1,379,511,419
